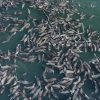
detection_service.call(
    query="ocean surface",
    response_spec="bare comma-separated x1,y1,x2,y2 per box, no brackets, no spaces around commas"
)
0,0,100,100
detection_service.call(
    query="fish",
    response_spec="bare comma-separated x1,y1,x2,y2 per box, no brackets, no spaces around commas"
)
10,91,20,100
92,43,97,51
60,90,70,94
52,84,61,89
81,23,85,33
16,43,21,53
51,87,58,99
4,24,11,32
90,3,96,8
43,86,49,97
62,77,74,80
28,28,33,33
20,80,30,85
1,65,11,69
46,78,57,83
30,86,38,94
83,62,91,74
23,98,28,100
29,5,36,8
28,56,36,62
19,23,30,31
45,67,54,74
8,50,11,57
1,36,11,44
10,27,18,33
80,89,90,100
89,15,95,20
72,89,80,100
24,83,35,90
94,53,100,62
1,76,7,85
21,34,27,41
93,80,98,94
0,86,5,94
35,76,41,87
32,88,41,99
59,1,67,7
6,75,15,85
80,14,86,20
22,3,25,9
73,76,81,85
92,73,100,79
28,8,31,15
12,80,18,87
38,90,43,100
10,85,20,94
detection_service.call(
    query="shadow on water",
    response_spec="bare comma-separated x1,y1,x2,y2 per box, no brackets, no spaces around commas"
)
80,52,100,61
16,60,44,82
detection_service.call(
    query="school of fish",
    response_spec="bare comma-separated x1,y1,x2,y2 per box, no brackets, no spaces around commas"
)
0,0,100,100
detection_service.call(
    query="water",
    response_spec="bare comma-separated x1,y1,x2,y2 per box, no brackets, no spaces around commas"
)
0,0,100,100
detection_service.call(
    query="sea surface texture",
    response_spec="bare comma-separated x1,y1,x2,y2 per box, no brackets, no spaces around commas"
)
0,0,100,100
